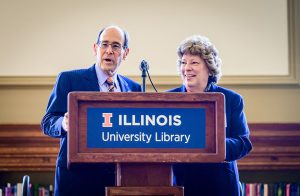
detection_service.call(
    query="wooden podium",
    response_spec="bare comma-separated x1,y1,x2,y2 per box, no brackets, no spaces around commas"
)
68,92,225,196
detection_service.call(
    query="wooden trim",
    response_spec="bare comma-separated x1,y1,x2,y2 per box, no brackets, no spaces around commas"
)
106,186,183,196
0,125,59,171
237,123,300,170
0,74,300,87
0,123,299,171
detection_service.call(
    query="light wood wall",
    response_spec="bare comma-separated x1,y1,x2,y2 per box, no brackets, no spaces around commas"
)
0,0,299,124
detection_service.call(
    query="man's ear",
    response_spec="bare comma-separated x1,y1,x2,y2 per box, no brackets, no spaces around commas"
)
122,48,130,60
93,43,98,56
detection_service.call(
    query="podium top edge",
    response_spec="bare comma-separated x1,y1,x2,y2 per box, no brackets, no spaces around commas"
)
68,92,225,102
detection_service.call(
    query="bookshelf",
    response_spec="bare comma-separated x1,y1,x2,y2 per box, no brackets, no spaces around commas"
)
238,123,300,171
0,123,299,185
0,125,58,172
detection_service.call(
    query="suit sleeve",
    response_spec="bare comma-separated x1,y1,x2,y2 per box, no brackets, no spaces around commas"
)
225,95,252,162
41,72,71,138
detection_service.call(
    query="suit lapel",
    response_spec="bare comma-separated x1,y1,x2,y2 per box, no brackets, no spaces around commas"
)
180,85,187,92
117,75,131,92
83,65,100,91
207,83,217,92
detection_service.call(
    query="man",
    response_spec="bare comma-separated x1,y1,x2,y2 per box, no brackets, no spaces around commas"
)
41,25,141,196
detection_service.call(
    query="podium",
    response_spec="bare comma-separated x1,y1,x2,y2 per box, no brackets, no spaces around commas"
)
68,92,225,196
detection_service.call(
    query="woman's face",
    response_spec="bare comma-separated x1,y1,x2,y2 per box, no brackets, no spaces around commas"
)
180,53,209,92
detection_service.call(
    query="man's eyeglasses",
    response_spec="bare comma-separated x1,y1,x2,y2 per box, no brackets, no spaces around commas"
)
98,41,123,52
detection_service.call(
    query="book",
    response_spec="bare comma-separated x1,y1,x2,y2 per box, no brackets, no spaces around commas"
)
263,184,268,196
241,182,300,196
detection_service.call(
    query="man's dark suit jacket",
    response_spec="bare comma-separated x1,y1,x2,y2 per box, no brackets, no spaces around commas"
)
41,65,142,196
167,84,252,196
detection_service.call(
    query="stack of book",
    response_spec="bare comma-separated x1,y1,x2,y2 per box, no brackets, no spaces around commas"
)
241,182,300,196
0,183,53,196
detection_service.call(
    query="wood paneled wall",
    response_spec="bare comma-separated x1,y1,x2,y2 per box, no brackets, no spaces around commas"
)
0,124,299,171
238,123,300,170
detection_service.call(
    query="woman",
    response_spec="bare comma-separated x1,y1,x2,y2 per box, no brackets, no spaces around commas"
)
168,35,252,196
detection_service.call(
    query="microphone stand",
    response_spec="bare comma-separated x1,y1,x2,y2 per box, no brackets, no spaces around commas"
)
142,69,147,92
141,68,146,92
140,60,148,92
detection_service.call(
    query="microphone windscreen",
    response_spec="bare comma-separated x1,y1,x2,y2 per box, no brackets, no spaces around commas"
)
139,60,149,71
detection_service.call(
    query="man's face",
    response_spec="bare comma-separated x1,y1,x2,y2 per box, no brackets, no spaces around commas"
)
94,27,129,76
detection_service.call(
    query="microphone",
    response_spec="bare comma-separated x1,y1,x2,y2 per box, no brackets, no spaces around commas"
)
139,60,158,93
140,60,149,92
139,60,149,72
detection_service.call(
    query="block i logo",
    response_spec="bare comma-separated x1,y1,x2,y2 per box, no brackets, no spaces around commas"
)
102,113,113,127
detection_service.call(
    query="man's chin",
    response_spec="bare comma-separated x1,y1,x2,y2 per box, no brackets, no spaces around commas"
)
105,69,115,76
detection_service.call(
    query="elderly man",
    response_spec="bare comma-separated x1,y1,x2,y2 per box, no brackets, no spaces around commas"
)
41,25,141,196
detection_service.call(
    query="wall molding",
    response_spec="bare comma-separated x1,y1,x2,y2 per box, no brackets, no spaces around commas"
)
0,74,299,87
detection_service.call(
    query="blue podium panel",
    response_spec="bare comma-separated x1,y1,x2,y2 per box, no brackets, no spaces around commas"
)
87,108,206,149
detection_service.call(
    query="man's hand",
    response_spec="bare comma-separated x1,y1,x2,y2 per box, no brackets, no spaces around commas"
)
62,112,69,132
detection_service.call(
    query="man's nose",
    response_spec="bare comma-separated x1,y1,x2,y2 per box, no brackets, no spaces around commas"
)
105,45,114,53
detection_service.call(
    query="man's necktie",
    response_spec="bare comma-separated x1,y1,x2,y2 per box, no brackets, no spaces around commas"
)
106,77,115,92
